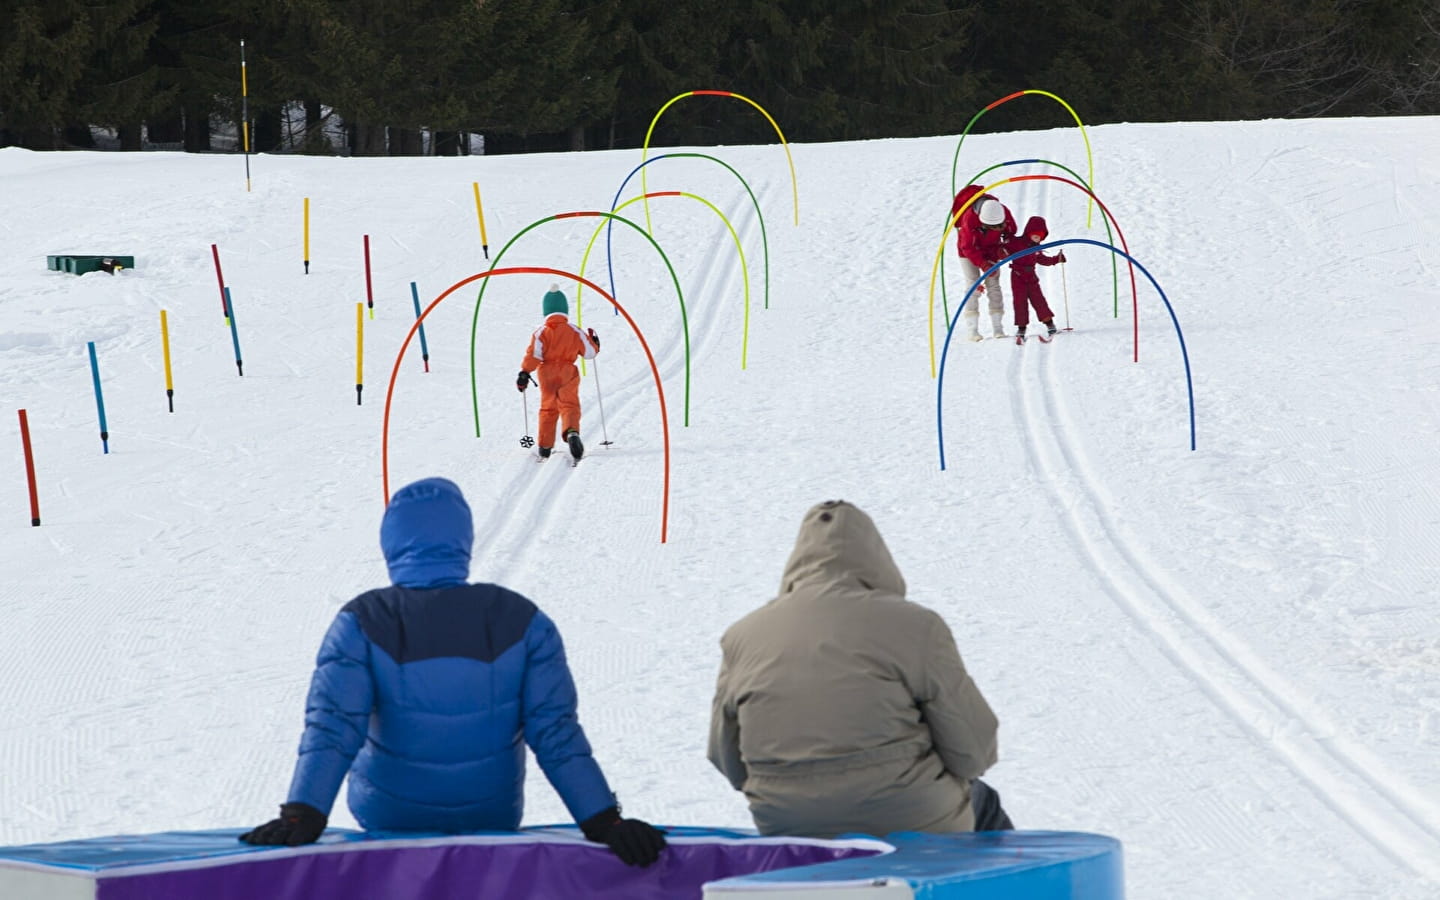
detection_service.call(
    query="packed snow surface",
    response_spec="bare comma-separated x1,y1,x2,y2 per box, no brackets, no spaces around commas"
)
1,115,1437,898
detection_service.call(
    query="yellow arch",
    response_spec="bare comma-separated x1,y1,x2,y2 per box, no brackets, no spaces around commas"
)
641,90,798,233
577,191,752,370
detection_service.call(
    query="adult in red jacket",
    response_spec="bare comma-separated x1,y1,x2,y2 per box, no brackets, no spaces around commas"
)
1007,215,1065,339
954,192,1017,341
517,285,599,460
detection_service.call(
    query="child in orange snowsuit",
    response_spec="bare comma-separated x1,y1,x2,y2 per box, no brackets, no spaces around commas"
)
516,285,599,460
1007,215,1065,339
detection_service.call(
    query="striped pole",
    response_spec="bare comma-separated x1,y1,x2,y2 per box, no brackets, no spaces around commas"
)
410,282,430,373
303,197,310,274
160,309,175,411
225,287,244,376
18,409,40,526
355,302,364,404
472,182,489,260
87,341,109,454
240,39,252,192
211,243,229,324
363,234,374,319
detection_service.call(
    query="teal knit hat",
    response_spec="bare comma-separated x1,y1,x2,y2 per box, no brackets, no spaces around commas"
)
542,284,568,317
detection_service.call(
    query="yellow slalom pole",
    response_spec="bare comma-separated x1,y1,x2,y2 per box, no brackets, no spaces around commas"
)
356,302,364,406
240,40,251,192
160,309,175,413
303,197,311,273
472,182,490,260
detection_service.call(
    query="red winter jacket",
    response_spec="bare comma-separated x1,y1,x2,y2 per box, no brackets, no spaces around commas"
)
959,200,1016,272
1006,216,1063,272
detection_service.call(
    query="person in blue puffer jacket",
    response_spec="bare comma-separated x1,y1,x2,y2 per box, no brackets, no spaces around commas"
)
240,477,667,867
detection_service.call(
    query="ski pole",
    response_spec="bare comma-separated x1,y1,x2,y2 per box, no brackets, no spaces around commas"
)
590,356,613,447
1060,257,1073,331
519,381,534,448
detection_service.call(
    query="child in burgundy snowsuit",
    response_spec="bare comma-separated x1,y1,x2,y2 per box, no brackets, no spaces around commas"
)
517,285,599,460
1007,215,1065,339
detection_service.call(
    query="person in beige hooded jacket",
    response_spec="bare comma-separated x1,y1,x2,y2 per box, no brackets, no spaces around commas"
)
708,500,1010,838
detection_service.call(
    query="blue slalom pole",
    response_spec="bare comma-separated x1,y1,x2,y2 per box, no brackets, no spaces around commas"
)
87,341,109,454
410,282,431,372
225,287,244,376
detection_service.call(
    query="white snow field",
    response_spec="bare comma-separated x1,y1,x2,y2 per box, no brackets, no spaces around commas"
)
1,114,1437,899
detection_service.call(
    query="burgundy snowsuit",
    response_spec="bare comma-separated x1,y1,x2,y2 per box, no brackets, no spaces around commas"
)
1008,216,1063,327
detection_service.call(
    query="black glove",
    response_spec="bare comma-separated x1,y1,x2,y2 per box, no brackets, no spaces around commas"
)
516,370,531,392
586,327,600,350
239,802,328,846
580,806,666,867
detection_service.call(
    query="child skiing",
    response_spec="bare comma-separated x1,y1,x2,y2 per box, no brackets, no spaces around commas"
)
516,285,599,460
1007,216,1065,344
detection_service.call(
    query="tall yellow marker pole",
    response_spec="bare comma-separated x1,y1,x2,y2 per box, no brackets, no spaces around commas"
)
240,40,251,192
160,310,175,412
356,302,365,406
472,182,490,260
303,197,310,273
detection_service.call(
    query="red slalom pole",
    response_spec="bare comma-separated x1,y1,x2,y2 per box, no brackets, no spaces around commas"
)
211,244,229,323
363,234,374,320
18,409,40,526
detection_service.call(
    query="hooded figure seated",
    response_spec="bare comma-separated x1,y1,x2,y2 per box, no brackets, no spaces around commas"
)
708,500,1011,837
242,477,666,868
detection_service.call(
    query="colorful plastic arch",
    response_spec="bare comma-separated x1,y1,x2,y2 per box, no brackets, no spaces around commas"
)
578,191,750,372
468,211,688,435
641,90,798,233
390,266,673,543
937,239,1195,468
605,152,771,311
942,159,1120,323
929,175,1139,379
951,90,1095,227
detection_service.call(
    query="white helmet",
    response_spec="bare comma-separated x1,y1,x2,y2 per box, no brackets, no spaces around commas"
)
978,198,1005,227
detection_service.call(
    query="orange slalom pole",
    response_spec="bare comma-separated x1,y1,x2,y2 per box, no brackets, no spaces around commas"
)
356,302,364,405
303,197,311,273
18,409,40,526
160,309,175,412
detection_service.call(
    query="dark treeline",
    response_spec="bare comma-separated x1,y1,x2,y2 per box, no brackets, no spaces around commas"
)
3,0,1438,154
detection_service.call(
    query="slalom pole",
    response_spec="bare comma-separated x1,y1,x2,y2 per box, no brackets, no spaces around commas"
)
225,287,244,375
1060,258,1073,331
590,355,613,447
211,244,229,324
240,39,251,192
303,197,310,273
409,282,431,372
160,309,175,411
472,182,490,260
355,302,364,405
87,341,109,454
363,234,374,319
18,409,40,525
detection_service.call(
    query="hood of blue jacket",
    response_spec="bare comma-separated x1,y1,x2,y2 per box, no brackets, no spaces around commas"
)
381,477,473,588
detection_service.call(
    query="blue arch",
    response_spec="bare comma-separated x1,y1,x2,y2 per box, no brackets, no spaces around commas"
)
936,238,1195,469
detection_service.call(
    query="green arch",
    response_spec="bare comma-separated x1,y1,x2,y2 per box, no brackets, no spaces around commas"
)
467,211,691,436
578,191,750,372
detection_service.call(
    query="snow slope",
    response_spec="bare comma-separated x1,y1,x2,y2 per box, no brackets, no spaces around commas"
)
1,115,1437,899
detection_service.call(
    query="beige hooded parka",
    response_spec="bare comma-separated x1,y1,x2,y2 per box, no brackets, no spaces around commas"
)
707,501,998,838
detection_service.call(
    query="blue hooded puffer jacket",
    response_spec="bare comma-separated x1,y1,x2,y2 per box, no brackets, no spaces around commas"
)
286,477,615,831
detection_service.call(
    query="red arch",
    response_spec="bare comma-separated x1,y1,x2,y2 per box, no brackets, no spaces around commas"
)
383,266,672,543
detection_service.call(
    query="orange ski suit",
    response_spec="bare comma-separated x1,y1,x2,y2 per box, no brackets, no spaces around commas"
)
520,313,599,450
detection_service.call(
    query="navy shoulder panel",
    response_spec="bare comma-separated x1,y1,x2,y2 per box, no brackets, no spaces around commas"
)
343,583,538,664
